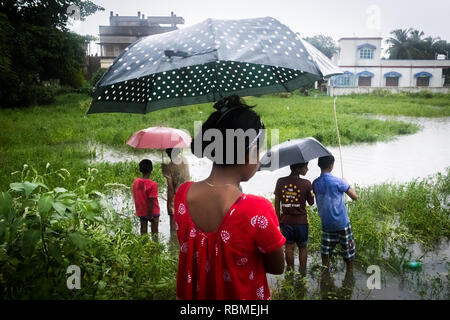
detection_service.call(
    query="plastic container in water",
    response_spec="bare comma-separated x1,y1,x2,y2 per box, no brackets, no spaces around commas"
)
405,261,423,271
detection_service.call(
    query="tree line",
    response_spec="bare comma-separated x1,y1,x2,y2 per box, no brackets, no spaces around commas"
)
303,30,449,60
0,1,449,108
0,0,103,108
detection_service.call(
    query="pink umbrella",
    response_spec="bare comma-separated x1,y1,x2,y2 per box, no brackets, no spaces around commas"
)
126,126,191,149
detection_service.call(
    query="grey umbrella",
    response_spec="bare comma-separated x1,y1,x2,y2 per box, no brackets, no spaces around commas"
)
87,17,325,114
259,137,332,171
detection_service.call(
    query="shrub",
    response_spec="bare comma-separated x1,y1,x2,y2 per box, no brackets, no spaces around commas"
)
272,92,293,98
0,165,177,299
90,68,107,87
30,85,57,105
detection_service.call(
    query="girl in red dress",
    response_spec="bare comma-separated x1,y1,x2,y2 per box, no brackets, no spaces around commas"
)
174,95,285,300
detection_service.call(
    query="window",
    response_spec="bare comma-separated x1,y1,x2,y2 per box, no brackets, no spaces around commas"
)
358,77,371,86
386,77,399,86
359,48,374,59
417,77,430,87
330,72,355,87
414,72,432,87
384,72,401,86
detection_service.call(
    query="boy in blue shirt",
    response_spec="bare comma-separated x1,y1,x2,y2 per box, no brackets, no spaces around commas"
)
313,155,358,272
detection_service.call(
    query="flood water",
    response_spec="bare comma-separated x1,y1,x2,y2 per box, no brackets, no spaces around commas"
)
90,116,450,299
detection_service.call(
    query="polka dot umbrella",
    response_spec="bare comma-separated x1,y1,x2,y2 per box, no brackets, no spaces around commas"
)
88,17,326,115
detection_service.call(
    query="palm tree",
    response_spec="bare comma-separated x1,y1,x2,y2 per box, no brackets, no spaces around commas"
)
387,28,446,60
387,28,415,59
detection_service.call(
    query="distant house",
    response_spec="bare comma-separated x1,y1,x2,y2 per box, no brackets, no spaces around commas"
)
98,11,184,69
328,37,450,95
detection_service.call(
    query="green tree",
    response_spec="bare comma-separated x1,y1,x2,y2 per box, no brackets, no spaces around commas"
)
0,1,104,108
0,0,103,30
303,35,338,59
387,28,449,59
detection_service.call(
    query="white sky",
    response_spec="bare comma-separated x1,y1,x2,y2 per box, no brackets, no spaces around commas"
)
69,0,450,56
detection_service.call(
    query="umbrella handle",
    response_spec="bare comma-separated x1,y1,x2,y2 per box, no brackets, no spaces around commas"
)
333,97,344,179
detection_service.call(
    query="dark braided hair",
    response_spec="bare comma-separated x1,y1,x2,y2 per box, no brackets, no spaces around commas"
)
191,95,265,165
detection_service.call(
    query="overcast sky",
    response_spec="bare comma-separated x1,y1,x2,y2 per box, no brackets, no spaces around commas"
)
70,0,450,55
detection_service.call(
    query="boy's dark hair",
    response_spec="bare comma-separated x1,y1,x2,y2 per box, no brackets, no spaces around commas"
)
139,159,153,174
290,162,308,172
318,155,335,170
191,95,265,165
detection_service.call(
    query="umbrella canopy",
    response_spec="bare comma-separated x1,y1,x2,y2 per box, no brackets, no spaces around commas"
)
300,39,343,78
126,126,191,149
259,137,332,171
88,17,324,115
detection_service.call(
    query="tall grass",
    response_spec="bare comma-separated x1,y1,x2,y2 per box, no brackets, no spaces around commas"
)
3,92,447,191
272,169,450,300
0,166,177,299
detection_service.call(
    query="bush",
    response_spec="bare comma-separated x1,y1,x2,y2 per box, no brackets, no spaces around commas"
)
371,88,394,97
90,68,107,87
0,165,177,299
271,92,293,98
405,90,434,99
30,85,57,105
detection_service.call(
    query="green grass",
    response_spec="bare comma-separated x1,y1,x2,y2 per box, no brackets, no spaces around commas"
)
272,169,450,300
2,166,448,299
2,92,449,192
0,167,177,299
0,91,449,299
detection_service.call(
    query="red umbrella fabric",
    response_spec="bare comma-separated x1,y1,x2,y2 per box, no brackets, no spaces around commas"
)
126,126,191,149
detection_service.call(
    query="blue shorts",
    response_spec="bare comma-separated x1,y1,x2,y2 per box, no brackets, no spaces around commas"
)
281,224,309,248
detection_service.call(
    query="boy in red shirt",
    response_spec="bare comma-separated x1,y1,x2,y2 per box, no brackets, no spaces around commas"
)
132,159,160,235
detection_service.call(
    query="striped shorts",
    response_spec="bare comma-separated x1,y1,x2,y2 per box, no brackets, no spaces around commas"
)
321,224,356,261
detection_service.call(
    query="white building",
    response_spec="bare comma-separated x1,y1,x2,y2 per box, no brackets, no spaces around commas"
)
328,37,450,95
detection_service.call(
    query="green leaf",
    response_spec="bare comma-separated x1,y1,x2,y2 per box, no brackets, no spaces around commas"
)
38,195,53,218
10,182,25,193
22,229,41,258
0,192,12,219
68,232,88,250
23,182,39,197
48,241,63,264
35,182,48,190
56,192,76,200
9,181,39,197
54,187,67,193
52,202,67,215
85,200,99,212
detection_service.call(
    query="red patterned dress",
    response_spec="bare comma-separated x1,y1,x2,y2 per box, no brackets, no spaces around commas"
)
174,181,286,300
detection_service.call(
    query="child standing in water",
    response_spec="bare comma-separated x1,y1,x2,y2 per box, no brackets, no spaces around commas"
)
274,162,314,275
132,159,160,236
313,155,358,272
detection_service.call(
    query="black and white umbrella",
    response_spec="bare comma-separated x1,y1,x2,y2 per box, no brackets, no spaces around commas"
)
87,17,334,114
